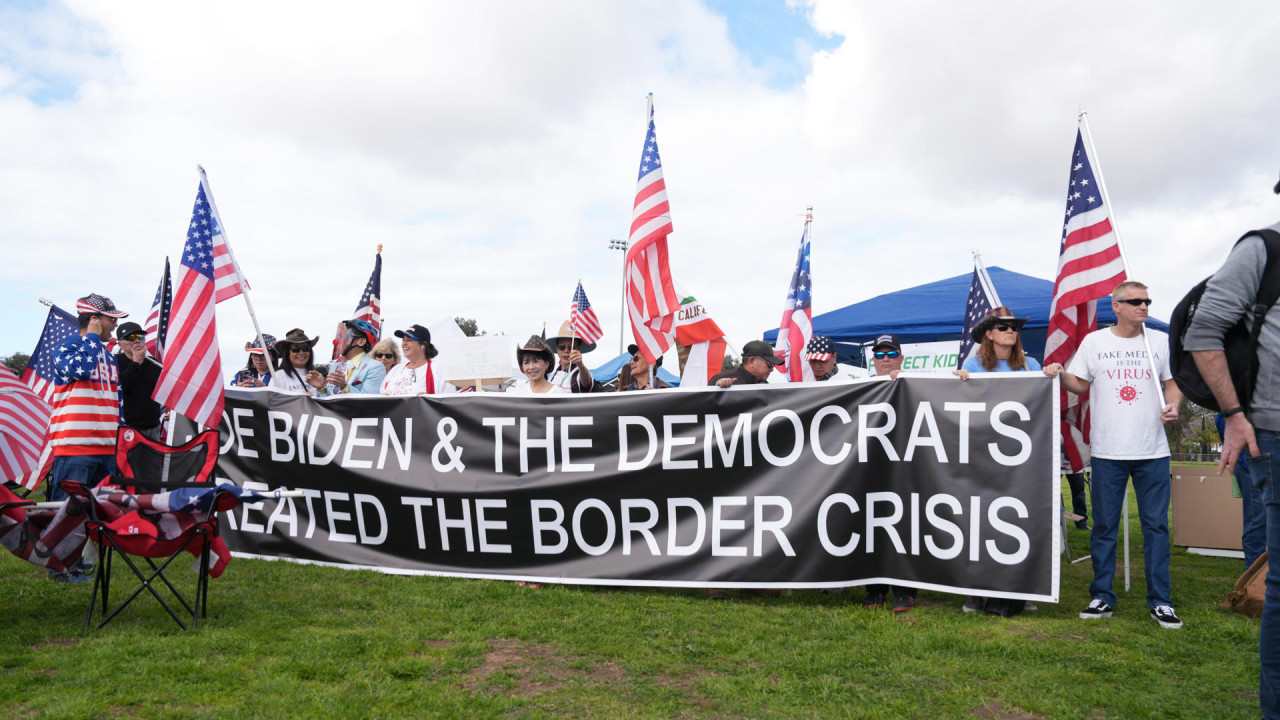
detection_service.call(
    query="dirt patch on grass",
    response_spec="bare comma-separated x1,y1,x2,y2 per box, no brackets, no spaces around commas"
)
971,701,1051,719
28,668,57,676
462,638,623,697
421,639,457,648
28,638,78,651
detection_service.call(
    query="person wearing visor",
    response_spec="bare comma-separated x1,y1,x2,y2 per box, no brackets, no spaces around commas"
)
382,324,450,396
952,307,1062,615
620,343,671,391
547,320,596,393
320,318,386,395
232,334,277,388
114,321,165,441
507,335,568,395
269,329,326,396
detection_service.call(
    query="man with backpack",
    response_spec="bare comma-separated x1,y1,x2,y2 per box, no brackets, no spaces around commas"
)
1185,176,1280,719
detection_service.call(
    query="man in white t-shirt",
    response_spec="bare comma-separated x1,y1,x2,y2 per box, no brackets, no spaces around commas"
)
1060,280,1184,629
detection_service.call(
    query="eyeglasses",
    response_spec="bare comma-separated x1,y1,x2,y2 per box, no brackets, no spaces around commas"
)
993,323,1015,332
1118,298,1153,306
873,350,900,359
374,353,395,359
122,333,145,342
290,346,312,354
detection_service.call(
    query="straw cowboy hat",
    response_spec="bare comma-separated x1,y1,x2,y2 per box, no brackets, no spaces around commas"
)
546,321,597,354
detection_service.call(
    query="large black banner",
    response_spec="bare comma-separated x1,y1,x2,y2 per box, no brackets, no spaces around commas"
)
199,375,1059,600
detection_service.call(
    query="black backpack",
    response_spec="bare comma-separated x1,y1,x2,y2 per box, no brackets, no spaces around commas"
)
1168,229,1280,411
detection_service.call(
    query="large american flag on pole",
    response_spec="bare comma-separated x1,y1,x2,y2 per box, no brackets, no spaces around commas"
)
144,257,173,362
0,366,53,489
569,281,603,346
153,179,230,429
958,260,999,367
10,305,77,490
332,249,382,361
774,218,814,382
624,96,681,364
1045,129,1127,472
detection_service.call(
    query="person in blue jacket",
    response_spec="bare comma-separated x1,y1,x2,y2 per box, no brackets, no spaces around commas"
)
319,319,386,395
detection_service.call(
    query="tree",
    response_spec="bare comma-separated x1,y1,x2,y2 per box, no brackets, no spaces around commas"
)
454,317,484,338
1166,396,1217,454
2,352,30,376
720,355,740,373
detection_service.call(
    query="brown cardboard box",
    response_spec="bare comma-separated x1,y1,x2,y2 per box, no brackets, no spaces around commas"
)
1170,464,1243,550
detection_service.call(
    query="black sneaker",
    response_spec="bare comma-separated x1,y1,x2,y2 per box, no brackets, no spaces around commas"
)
892,595,915,612
863,591,885,609
1150,605,1183,629
1079,599,1113,619
962,596,984,613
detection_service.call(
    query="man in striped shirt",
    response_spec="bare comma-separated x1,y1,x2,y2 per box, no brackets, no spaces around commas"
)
49,294,127,504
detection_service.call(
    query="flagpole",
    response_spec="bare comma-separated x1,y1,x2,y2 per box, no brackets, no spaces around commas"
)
197,166,271,380
1077,110,1167,410
973,251,1002,306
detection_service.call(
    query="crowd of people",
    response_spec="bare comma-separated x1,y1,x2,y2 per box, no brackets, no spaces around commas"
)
19,283,1206,630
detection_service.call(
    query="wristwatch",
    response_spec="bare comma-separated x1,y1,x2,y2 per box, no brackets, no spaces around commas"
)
1221,406,1245,418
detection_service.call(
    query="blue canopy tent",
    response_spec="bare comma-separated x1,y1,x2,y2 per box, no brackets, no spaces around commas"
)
590,351,682,387
762,266,1169,364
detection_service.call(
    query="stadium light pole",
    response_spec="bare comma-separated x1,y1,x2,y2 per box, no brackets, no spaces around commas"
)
608,239,628,356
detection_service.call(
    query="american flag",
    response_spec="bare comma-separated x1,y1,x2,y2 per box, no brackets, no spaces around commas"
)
0,366,53,488
624,96,681,364
192,170,251,304
1045,129,1127,472
21,305,79,402
333,250,382,361
145,257,173,362
569,282,603,345
10,305,77,490
774,221,815,382
152,179,229,429
958,262,998,367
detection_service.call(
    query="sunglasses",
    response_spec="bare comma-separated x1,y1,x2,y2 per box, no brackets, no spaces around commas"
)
290,346,312,354
873,350,900,359
122,333,145,342
993,323,1015,332
1118,298,1153,306
374,353,395,359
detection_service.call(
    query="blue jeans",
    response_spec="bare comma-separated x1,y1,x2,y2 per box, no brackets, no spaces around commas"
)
49,454,117,502
1238,461,1267,568
1248,430,1280,719
1088,457,1172,609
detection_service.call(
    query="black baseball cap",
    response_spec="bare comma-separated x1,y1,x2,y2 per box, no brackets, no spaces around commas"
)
394,324,431,345
742,340,783,366
872,334,901,352
115,322,145,340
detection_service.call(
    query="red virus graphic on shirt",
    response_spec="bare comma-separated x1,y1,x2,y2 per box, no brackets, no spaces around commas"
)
1115,384,1142,405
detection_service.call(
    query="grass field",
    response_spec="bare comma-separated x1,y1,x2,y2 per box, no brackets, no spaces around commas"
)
0,479,1262,720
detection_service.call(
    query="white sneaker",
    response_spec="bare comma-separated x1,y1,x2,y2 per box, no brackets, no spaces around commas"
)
1150,605,1183,629
1079,598,1113,619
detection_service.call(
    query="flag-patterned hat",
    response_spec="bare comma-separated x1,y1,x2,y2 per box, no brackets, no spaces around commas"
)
245,333,279,355
970,306,1029,340
805,335,835,361
76,293,128,318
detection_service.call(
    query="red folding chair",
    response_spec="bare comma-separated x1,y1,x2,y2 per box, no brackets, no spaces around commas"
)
66,428,229,630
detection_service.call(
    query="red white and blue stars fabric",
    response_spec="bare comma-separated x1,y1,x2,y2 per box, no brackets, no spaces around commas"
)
775,222,814,382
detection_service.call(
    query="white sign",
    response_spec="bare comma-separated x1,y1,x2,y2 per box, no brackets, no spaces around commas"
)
437,335,515,382
865,340,961,376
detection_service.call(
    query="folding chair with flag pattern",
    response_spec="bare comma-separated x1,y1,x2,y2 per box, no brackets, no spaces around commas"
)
65,428,238,631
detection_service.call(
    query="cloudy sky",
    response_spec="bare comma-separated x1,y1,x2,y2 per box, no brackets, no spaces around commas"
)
3,0,1278,379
